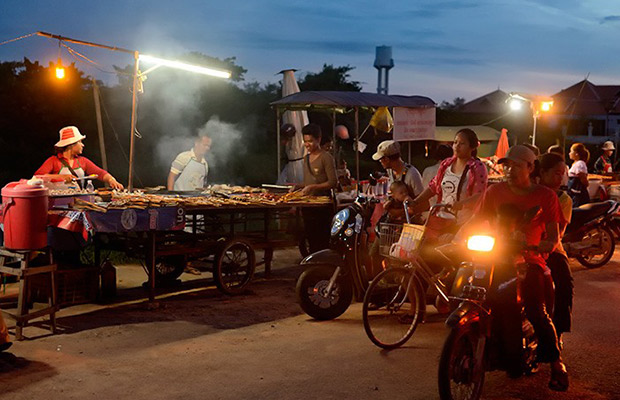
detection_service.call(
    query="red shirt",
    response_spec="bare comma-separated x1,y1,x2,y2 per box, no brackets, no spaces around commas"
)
481,182,564,268
34,154,109,181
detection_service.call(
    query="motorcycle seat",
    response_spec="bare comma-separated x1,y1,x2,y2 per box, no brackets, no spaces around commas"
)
568,200,615,228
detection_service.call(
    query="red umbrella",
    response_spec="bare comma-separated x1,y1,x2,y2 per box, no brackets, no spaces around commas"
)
495,128,509,158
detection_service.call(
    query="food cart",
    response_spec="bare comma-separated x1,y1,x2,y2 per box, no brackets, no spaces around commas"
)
46,187,332,302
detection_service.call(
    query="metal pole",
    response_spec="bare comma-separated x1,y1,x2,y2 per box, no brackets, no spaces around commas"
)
332,110,337,165
355,107,360,182
276,108,281,180
92,78,108,172
36,31,134,54
532,115,537,146
128,51,140,191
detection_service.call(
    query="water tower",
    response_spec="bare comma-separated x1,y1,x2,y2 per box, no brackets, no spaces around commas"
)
374,46,394,94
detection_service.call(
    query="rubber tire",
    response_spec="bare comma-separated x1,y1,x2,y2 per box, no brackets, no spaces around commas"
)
362,267,424,349
296,264,353,320
154,255,185,283
214,240,256,295
438,324,485,400
576,226,615,269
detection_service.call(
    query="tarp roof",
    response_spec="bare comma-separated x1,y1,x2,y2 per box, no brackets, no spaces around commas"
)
434,126,500,142
270,91,435,112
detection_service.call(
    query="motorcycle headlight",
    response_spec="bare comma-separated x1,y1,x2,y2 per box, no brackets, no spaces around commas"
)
330,209,350,236
467,235,495,252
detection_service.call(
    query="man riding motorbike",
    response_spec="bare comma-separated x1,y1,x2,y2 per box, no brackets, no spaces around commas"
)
466,145,569,391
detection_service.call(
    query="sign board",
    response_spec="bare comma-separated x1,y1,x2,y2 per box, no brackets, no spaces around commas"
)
393,107,436,141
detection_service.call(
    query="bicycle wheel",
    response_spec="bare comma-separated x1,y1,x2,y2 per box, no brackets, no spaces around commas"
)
362,266,424,349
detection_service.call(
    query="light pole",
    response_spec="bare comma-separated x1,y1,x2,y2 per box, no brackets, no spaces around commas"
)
508,93,553,146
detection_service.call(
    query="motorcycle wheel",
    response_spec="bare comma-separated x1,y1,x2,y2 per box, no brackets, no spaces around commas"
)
438,324,485,400
296,265,353,320
576,226,615,268
362,267,424,349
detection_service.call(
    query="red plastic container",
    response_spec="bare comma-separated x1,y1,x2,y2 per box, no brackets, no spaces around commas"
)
1,181,49,250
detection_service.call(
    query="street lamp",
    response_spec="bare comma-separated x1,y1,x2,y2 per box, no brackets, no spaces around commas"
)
508,93,553,146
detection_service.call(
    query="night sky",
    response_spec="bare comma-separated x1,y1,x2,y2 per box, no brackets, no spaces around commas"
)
1,0,619,103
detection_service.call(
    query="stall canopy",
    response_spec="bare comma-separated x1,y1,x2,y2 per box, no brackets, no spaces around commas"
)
434,125,501,158
271,91,436,180
271,91,435,112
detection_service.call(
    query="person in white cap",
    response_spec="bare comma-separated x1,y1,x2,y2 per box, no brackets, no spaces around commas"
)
594,140,615,174
372,140,423,201
34,126,124,190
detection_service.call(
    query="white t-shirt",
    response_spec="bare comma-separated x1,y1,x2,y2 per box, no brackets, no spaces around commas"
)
568,160,587,177
439,165,471,223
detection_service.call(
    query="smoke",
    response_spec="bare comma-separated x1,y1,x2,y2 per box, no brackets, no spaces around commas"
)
154,116,249,185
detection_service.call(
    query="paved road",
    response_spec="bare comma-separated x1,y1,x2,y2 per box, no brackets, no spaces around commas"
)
1,249,619,399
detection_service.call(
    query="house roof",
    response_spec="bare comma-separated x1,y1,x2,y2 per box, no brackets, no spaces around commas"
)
459,89,510,114
552,80,620,115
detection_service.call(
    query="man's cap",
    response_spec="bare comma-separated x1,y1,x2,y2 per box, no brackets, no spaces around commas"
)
372,140,401,160
55,126,86,148
498,145,537,165
281,123,296,138
602,141,615,151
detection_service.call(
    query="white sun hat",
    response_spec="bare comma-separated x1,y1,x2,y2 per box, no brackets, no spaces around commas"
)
55,126,86,147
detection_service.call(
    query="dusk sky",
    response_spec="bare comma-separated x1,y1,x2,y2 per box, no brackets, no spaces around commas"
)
1,0,619,103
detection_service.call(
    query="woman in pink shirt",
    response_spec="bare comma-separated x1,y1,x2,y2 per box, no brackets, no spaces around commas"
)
35,126,124,190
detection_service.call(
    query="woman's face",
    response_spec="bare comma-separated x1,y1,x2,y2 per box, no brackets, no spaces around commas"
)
453,133,473,159
70,140,84,156
540,161,566,190
303,135,321,153
569,149,579,161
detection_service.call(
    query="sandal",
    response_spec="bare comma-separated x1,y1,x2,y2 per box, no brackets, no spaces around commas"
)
549,361,569,392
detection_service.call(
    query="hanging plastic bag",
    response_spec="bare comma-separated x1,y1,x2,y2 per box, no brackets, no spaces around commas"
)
369,107,394,133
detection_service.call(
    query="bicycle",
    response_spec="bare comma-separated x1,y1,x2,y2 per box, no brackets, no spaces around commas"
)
362,203,455,349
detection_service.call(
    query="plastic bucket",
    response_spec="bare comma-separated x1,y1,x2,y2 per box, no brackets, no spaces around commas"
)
1,181,49,250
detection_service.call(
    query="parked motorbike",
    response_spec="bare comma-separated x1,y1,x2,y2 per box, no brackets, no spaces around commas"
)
295,175,383,320
438,207,541,400
563,199,620,268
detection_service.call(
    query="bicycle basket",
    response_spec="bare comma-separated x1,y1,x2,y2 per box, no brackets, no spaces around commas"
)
378,223,404,257
387,223,425,260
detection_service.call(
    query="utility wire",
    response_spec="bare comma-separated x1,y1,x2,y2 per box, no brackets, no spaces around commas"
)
96,86,144,187
0,32,37,47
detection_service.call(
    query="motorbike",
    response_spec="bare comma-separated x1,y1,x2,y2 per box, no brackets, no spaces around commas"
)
562,199,620,268
438,206,542,400
295,175,384,320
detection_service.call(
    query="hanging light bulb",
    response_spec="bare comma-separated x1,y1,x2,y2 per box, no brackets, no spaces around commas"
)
55,58,65,79
55,40,65,79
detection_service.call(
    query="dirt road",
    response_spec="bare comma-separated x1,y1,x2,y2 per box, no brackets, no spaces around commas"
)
1,248,619,399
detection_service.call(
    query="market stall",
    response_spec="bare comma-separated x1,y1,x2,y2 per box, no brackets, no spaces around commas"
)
45,187,331,302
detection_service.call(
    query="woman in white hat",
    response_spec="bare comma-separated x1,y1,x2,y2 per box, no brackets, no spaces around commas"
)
34,126,124,189
594,141,615,174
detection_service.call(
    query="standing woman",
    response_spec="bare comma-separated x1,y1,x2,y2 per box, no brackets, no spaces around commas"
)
35,126,124,190
567,143,589,206
409,128,488,240
540,152,574,349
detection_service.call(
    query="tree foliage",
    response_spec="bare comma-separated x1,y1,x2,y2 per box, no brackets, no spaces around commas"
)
299,64,362,92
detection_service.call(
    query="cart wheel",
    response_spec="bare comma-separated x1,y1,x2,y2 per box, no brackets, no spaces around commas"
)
214,240,256,295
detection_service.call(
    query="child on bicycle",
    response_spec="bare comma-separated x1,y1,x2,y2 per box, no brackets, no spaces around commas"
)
383,181,414,223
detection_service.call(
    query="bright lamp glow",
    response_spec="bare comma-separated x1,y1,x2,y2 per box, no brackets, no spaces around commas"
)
467,235,495,252
139,54,231,79
540,101,553,112
55,66,65,79
509,99,523,111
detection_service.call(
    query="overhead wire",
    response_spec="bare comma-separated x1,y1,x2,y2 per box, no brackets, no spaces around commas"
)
0,32,37,47
96,86,144,187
